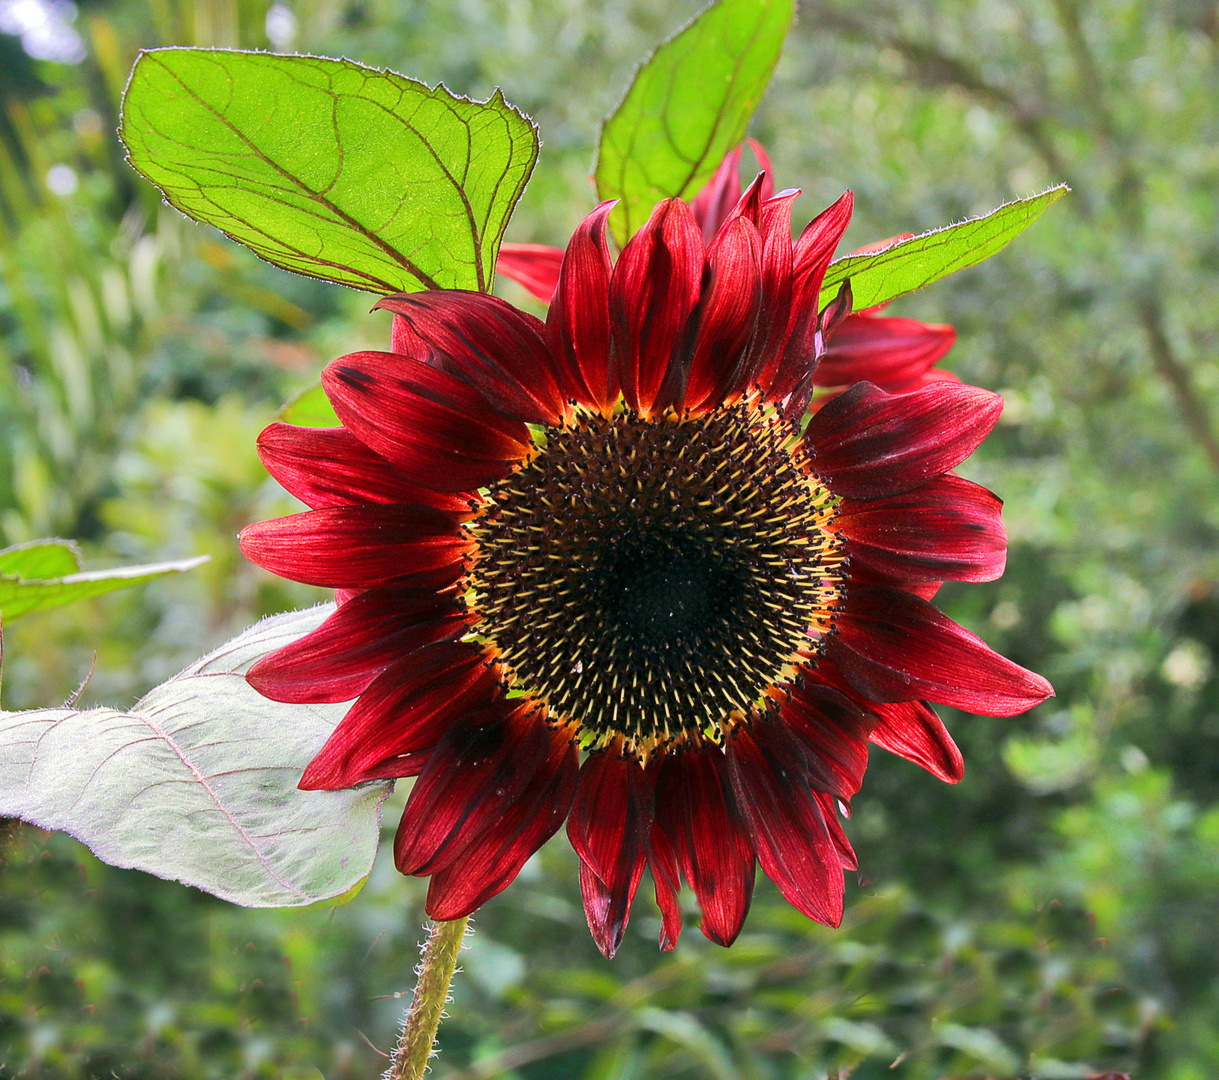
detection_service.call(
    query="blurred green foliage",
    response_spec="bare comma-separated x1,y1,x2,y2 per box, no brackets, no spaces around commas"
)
1,0,1217,1077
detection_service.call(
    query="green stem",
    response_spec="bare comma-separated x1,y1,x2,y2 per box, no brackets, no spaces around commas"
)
384,916,470,1080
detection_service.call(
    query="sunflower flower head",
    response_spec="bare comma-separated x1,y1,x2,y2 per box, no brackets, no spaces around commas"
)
240,178,1052,957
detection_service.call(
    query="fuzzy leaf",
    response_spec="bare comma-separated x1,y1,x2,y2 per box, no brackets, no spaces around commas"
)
595,0,793,245
819,186,1069,310
278,382,341,428
121,49,539,293
0,542,207,623
0,605,390,907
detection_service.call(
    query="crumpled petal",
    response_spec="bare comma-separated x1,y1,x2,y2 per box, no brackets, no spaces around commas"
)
426,722,578,919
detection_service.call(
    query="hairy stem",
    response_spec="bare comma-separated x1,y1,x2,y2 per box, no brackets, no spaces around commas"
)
384,917,470,1080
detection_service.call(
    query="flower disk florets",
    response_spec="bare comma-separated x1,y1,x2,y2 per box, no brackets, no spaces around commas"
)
472,402,844,754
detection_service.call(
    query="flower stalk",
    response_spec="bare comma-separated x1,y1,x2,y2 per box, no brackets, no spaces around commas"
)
384,916,470,1080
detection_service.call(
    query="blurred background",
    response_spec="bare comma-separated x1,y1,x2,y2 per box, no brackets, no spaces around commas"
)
1,0,1216,1076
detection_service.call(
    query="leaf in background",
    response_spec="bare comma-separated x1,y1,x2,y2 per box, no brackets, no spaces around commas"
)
121,49,539,294
819,186,1069,311
0,605,390,907
278,382,341,428
0,541,208,622
595,0,793,245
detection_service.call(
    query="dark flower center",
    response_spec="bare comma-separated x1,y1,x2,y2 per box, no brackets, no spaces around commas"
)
470,402,846,753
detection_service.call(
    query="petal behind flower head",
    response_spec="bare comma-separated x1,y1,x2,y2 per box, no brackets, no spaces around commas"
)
816,310,956,393
495,243,564,303
689,144,743,244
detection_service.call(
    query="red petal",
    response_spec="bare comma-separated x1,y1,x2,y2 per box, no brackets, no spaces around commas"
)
566,750,655,958
322,352,531,492
653,747,755,947
765,192,853,406
648,833,683,952
726,718,845,927
848,233,914,257
829,584,1054,715
745,139,775,202
804,381,1003,499
373,291,566,425
807,656,964,783
611,198,704,417
496,243,564,303
838,474,1007,583
816,311,956,392
239,504,471,588
681,216,763,414
689,145,742,244
255,423,475,516
298,642,500,789
780,680,875,799
743,189,798,390
814,791,858,870
425,726,578,919
720,171,765,232
247,590,473,703
395,701,554,877
847,564,944,600
871,699,963,783
547,201,618,413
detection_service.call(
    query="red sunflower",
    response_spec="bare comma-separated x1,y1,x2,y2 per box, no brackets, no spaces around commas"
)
499,141,958,398
240,182,1051,958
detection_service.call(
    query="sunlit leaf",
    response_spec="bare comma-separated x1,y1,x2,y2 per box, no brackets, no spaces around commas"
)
595,0,793,244
0,539,82,580
121,49,539,293
0,541,207,622
0,605,390,907
278,382,340,428
819,186,1069,310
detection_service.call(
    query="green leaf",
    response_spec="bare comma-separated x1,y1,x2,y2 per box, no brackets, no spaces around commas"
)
120,49,539,294
0,541,207,622
0,539,82,580
0,605,391,907
819,186,1070,311
595,0,793,245
278,381,340,428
